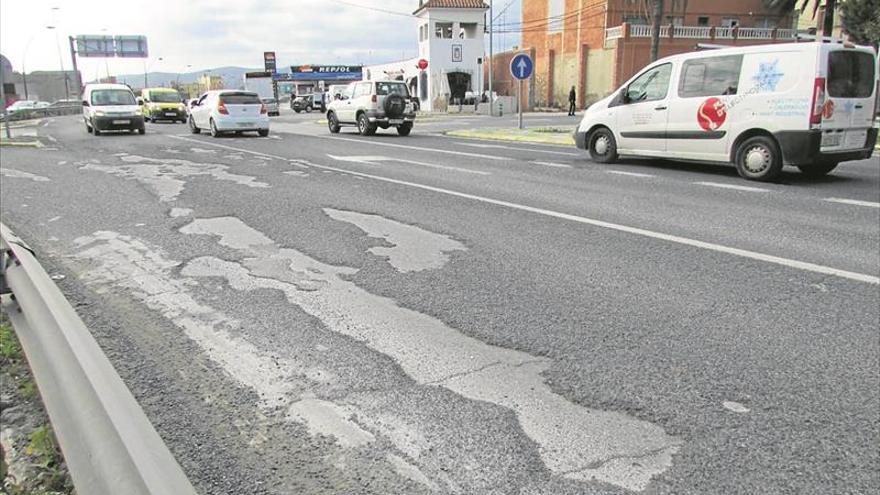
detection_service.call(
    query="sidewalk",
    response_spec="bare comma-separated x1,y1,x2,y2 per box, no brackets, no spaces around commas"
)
444,126,575,146
0,120,42,148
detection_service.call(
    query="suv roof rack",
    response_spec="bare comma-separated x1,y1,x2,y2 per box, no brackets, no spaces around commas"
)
695,43,731,50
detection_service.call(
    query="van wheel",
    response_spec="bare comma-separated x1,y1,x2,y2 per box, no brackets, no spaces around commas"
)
328,112,341,133
734,136,782,181
85,121,92,133
258,129,269,137
588,127,618,163
357,113,376,136
397,123,412,136
189,116,201,134
797,161,838,178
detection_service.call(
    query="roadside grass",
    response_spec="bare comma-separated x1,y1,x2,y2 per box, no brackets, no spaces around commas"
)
0,315,74,494
445,127,575,146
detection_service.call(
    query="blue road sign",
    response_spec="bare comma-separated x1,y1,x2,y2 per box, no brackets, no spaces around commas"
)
510,53,533,80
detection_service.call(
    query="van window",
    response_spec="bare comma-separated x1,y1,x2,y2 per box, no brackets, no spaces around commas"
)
219,92,261,104
626,63,672,103
679,55,743,98
827,51,875,98
90,89,136,106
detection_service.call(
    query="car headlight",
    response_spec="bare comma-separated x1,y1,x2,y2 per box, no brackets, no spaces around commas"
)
178,104,185,111
135,108,143,116
94,110,106,116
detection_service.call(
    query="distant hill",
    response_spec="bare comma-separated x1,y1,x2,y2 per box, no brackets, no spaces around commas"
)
102,66,263,89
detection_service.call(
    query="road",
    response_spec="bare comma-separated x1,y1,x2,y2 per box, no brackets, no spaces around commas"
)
1,113,878,495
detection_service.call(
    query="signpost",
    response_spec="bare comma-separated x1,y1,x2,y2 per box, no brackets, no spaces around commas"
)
70,34,148,94
509,53,533,130
264,52,276,72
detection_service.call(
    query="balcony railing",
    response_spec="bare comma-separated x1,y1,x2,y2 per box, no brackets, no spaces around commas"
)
605,23,800,43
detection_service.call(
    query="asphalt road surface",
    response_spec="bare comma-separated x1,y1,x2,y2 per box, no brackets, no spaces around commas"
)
1,114,878,495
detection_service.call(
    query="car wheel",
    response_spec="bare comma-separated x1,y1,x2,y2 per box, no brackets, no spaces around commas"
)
797,161,838,178
294,109,301,113
305,105,313,113
357,113,376,136
209,118,220,137
85,121,92,133
397,123,412,136
327,112,341,134
137,126,146,135
734,136,782,181
189,116,201,134
92,120,101,136
588,127,618,163
258,129,269,137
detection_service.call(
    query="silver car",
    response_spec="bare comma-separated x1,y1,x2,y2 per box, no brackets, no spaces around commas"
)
261,97,280,117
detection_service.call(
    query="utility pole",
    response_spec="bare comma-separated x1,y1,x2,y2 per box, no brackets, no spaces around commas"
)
488,0,494,116
650,0,664,62
68,36,81,98
0,60,11,139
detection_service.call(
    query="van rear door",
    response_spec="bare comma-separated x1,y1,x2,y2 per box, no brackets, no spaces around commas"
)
820,47,877,151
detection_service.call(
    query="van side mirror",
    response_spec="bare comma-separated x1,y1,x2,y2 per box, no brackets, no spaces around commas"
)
82,100,89,107
620,89,631,104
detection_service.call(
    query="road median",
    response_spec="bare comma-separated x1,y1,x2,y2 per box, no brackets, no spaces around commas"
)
445,127,575,146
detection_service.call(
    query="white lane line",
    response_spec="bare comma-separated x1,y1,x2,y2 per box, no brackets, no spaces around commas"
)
606,170,655,178
694,181,770,193
316,135,509,161
173,138,880,285
327,154,490,175
824,197,880,208
456,141,580,156
532,161,572,168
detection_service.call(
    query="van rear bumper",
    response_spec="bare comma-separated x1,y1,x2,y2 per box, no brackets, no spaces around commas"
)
775,129,877,165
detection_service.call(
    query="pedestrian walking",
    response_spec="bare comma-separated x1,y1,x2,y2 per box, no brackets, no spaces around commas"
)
568,86,576,116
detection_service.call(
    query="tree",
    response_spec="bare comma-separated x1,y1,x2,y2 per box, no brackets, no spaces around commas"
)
649,0,664,62
840,0,880,46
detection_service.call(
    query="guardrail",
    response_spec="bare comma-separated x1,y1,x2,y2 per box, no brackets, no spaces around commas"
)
605,24,801,43
0,104,81,122
0,223,198,495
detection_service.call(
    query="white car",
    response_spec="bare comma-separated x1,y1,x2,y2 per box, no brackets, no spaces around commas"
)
6,100,37,113
575,41,878,181
81,83,145,135
188,90,270,137
326,80,415,136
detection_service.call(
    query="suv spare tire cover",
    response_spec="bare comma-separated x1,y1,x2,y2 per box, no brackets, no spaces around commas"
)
384,94,405,118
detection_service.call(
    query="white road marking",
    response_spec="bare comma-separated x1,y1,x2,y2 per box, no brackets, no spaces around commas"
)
46,135,57,142
318,135,509,161
607,170,655,178
823,197,880,208
531,161,572,168
694,181,770,193
456,141,579,156
175,137,880,285
327,154,490,175
722,401,751,414
0,168,50,182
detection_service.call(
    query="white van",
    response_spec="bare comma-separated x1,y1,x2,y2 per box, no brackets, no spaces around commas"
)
575,41,878,181
82,83,145,136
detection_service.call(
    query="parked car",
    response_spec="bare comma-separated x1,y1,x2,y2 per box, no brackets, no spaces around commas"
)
261,97,280,116
575,41,878,181
141,88,187,123
82,83,145,135
326,80,416,136
188,90,269,137
291,94,323,113
6,100,37,113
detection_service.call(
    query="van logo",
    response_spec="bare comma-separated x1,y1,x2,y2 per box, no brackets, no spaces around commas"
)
697,97,727,131
822,99,835,119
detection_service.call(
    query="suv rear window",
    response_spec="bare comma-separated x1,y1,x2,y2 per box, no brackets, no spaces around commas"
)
220,93,262,104
376,82,409,97
828,51,875,98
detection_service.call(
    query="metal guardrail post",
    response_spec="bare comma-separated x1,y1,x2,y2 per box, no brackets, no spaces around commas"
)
0,224,198,495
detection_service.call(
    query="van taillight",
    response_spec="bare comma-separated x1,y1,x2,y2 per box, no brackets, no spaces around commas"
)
810,77,825,127
217,102,229,115
371,94,377,103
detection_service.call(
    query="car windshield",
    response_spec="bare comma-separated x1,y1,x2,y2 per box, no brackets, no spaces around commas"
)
91,89,136,106
220,93,261,104
376,82,409,97
151,92,182,103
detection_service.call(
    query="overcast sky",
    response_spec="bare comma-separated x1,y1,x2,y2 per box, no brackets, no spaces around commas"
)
0,0,521,78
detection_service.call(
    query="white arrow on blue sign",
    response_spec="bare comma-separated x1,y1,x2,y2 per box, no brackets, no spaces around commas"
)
510,53,533,80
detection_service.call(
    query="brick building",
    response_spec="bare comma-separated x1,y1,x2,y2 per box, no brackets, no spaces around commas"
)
518,0,798,110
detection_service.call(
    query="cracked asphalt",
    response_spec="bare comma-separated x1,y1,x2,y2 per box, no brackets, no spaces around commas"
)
0,113,877,494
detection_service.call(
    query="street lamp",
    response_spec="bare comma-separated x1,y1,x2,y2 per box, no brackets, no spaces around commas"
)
45,25,70,100
143,57,163,88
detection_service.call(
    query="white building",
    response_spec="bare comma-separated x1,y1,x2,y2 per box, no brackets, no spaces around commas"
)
365,0,488,111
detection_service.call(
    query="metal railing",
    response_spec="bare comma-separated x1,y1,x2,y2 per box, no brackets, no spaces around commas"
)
675,26,713,38
0,104,81,122
0,224,198,495
714,27,737,39
604,24,802,42
738,27,774,39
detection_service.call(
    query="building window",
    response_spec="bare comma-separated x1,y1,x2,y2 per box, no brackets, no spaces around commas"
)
721,18,739,28
459,22,478,39
678,55,743,98
697,16,710,26
665,16,684,26
435,22,453,38
623,15,649,25
548,0,564,31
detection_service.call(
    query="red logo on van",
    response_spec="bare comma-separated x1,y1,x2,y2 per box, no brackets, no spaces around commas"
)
822,99,835,119
697,97,727,131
